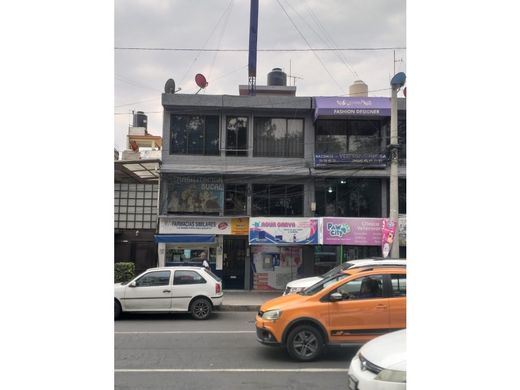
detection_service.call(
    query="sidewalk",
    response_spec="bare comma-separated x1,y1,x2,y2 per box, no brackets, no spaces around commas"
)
216,290,283,312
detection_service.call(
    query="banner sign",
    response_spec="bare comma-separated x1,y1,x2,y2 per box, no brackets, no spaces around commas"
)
160,217,249,235
321,218,383,246
167,176,223,214
314,153,387,169
382,219,397,258
314,97,391,120
249,218,319,245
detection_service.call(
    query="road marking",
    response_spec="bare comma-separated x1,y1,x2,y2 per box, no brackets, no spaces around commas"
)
115,331,256,334
115,368,349,373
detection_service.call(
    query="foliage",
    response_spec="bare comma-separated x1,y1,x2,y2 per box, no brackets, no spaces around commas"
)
114,262,135,283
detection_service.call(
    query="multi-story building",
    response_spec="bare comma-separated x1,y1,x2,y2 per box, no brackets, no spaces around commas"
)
156,69,406,290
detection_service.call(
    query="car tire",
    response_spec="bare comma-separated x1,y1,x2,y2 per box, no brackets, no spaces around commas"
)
115,300,122,320
190,297,212,320
286,325,324,362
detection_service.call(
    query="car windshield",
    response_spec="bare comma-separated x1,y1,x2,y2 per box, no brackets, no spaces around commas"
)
202,268,222,282
321,262,351,278
300,273,350,296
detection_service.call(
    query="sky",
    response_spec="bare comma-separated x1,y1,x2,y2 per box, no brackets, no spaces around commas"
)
114,0,406,152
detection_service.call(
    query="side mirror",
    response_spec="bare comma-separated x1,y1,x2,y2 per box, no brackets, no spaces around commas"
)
129,281,137,288
330,292,343,302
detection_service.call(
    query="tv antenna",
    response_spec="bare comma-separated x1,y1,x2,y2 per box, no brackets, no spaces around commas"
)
289,60,303,86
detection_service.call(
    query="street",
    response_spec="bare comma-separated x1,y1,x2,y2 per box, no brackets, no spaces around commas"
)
115,311,357,390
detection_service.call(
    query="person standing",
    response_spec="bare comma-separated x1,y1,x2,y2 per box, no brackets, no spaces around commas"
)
199,251,210,270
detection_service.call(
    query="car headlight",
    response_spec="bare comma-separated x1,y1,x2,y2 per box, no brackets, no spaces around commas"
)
374,369,406,383
261,309,282,321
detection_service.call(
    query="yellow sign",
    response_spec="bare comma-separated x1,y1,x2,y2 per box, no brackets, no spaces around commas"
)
231,218,249,235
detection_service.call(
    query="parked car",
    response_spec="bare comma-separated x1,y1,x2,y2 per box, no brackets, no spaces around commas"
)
347,329,406,390
256,265,406,361
114,266,223,320
283,258,406,295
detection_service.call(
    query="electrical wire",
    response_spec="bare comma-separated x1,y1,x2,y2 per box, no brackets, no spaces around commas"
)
115,47,405,52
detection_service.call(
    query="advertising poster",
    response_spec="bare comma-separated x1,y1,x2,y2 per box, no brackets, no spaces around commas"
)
249,218,319,245
321,217,383,246
231,217,249,235
167,176,223,214
160,217,233,234
381,219,397,258
250,246,303,290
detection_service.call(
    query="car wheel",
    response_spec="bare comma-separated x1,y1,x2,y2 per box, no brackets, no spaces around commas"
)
190,298,212,320
286,325,324,361
115,300,122,320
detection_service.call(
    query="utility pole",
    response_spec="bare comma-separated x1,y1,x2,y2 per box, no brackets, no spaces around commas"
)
389,72,406,258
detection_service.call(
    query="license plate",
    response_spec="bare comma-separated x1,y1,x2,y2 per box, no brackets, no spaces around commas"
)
347,374,358,390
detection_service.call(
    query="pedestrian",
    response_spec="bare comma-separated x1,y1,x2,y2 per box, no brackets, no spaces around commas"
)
199,251,210,270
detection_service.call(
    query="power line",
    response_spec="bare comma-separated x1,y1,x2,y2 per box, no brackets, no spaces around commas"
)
115,47,405,52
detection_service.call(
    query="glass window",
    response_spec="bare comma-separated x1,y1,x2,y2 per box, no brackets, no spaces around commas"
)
301,273,349,296
399,179,406,214
254,118,304,157
224,184,247,215
170,115,220,155
135,271,171,287
174,270,207,285
252,184,304,216
335,275,384,300
226,116,248,156
391,274,406,297
315,119,383,154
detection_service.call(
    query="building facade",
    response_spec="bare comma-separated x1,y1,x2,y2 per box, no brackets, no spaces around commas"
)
157,86,406,290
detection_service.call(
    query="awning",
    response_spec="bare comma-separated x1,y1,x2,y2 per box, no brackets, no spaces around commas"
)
154,234,216,244
314,97,391,120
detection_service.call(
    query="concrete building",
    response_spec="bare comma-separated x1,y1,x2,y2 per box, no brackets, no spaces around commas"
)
156,71,406,290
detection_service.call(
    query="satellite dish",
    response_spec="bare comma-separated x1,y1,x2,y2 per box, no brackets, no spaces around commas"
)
390,72,406,88
164,79,176,94
403,86,407,97
195,73,208,90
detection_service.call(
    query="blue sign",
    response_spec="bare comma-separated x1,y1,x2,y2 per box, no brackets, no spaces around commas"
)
314,153,387,168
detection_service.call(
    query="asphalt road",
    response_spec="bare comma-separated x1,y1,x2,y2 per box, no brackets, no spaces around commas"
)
115,311,358,390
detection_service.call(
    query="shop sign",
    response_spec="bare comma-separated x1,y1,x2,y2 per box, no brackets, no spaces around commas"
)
249,218,319,245
382,219,397,258
160,217,249,235
321,217,383,246
314,97,391,120
314,153,387,169
167,176,223,214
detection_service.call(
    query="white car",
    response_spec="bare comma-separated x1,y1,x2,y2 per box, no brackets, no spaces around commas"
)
114,266,223,320
283,258,407,295
347,329,406,390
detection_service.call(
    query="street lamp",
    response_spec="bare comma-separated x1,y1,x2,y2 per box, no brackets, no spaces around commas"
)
389,72,406,258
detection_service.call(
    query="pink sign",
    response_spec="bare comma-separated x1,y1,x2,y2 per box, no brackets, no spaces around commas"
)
381,219,397,258
321,218,383,246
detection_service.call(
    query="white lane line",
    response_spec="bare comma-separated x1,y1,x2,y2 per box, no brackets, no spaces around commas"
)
115,368,348,373
115,331,256,334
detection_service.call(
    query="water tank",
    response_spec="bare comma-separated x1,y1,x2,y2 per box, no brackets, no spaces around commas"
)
133,111,148,129
267,68,287,86
349,80,368,97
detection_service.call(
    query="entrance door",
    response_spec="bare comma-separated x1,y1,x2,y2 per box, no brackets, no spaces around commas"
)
222,237,247,289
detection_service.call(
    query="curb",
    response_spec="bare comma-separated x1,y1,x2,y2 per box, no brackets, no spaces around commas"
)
214,305,260,312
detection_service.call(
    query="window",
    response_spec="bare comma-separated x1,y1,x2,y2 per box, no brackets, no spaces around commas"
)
114,183,158,229
226,116,248,156
315,179,382,217
252,184,303,216
254,118,304,157
174,270,207,285
391,274,406,297
336,275,384,300
170,115,219,155
399,179,406,214
224,184,247,215
315,119,384,154
135,271,171,287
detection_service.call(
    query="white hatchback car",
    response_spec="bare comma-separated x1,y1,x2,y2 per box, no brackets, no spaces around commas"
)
114,267,223,320
348,329,406,390
283,258,407,295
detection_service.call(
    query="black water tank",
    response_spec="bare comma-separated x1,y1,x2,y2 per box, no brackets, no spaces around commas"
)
267,68,287,86
133,111,148,129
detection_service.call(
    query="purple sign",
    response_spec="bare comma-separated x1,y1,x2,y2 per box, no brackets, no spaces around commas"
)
314,97,391,120
321,217,383,246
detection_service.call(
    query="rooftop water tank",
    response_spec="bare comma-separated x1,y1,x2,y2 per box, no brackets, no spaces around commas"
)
267,68,287,86
133,111,148,129
349,80,368,97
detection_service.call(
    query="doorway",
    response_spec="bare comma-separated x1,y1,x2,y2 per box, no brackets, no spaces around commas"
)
222,236,247,289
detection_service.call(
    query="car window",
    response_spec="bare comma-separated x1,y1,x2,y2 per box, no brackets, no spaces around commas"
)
174,270,207,285
391,273,406,297
301,273,349,296
135,271,171,287
202,268,222,282
334,274,384,300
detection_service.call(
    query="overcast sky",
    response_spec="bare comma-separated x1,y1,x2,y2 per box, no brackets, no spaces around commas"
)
115,0,406,152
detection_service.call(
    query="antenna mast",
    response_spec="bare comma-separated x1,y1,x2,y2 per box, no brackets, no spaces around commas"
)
248,0,259,96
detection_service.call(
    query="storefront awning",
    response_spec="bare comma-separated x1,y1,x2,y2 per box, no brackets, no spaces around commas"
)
154,234,216,244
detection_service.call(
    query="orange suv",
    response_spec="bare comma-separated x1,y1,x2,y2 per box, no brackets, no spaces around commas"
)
255,265,406,361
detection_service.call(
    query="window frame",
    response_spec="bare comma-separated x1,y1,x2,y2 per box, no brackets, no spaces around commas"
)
251,183,304,217
173,270,207,285
134,270,171,287
225,116,249,156
253,117,304,158
170,114,220,156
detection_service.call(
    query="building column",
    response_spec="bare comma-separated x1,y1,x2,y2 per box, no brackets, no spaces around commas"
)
381,178,388,217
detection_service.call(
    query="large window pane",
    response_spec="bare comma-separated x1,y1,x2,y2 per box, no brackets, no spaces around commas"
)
224,184,247,215
226,117,248,156
205,116,220,155
254,118,303,157
252,184,303,216
170,115,219,155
